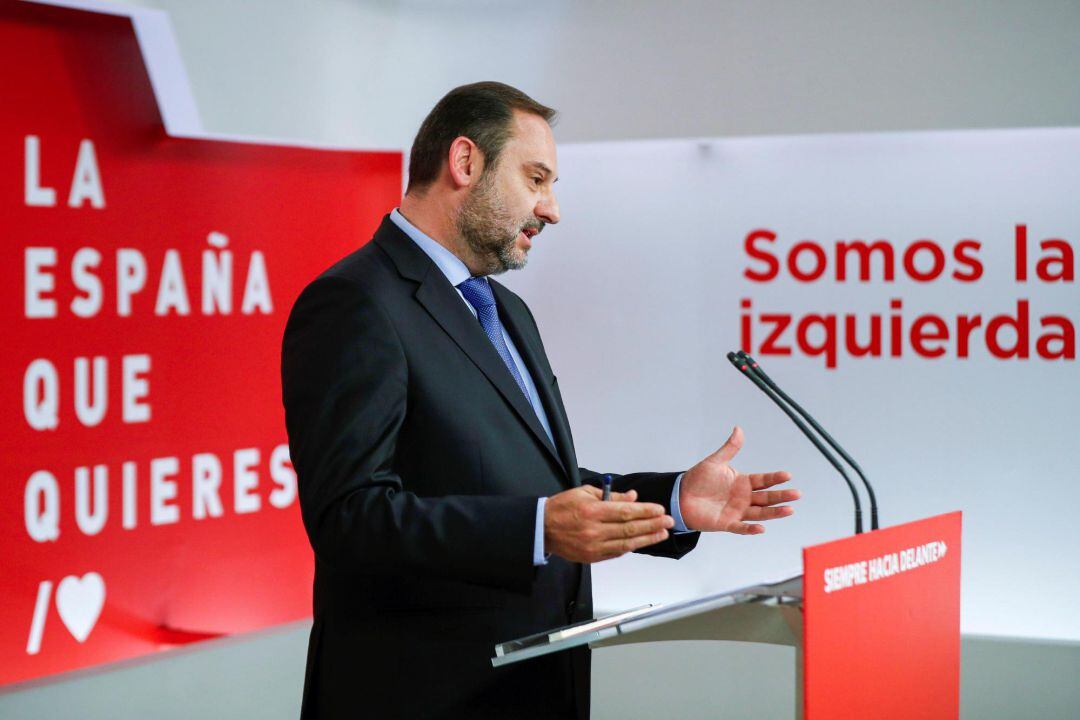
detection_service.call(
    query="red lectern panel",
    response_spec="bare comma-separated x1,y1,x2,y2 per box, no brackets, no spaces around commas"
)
803,512,961,719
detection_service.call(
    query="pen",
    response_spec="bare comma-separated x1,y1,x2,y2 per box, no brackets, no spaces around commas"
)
602,474,612,501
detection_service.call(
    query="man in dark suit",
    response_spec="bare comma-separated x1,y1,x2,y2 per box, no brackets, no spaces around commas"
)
282,82,798,719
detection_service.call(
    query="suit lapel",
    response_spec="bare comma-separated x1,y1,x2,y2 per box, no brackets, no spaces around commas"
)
491,282,580,488
373,218,568,479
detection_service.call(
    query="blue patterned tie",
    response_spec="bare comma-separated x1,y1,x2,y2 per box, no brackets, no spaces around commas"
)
457,276,530,400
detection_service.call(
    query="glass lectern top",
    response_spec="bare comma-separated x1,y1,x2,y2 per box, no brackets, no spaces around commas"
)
492,573,802,667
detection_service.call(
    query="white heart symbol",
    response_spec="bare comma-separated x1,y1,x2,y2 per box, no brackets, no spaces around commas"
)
56,572,106,643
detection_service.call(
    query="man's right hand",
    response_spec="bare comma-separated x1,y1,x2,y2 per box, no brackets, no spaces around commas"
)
544,486,674,564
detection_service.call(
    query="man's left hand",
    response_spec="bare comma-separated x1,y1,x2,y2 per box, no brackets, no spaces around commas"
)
679,426,799,535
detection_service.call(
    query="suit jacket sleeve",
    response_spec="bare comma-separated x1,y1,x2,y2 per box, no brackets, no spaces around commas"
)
282,276,538,593
579,469,701,559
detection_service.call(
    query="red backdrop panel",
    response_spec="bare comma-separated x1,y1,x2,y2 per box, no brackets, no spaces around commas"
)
1,3,401,686
803,512,962,719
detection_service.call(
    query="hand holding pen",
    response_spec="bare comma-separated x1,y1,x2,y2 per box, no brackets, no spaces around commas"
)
543,477,674,564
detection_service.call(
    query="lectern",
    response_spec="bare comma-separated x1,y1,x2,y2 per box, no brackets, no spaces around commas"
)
494,512,961,719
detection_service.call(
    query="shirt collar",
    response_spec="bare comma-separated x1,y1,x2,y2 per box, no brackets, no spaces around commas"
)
390,208,475,288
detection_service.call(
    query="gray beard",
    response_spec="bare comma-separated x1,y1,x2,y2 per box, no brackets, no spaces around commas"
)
455,172,527,276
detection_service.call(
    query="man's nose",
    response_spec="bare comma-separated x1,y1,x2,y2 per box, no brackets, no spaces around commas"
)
536,191,560,225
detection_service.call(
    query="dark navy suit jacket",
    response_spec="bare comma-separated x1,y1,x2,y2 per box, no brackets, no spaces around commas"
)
281,216,700,719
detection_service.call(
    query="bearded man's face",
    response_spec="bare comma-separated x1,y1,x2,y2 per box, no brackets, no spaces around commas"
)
456,168,540,274
454,110,560,276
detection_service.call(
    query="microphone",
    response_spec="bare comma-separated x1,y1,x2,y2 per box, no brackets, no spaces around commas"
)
738,351,880,531
726,352,864,535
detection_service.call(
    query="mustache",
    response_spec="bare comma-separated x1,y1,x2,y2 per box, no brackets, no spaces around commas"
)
522,219,545,235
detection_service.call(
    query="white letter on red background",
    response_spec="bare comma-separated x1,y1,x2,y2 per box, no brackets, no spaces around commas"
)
241,251,273,315
71,247,104,317
233,448,261,514
192,453,224,519
269,444,296,509
150,456,180,525
202,236,233,315
24,135,56,207
122,461,138,530
116,249,147,317
75,465,108,536
155,249,191,316
25,247,57,318
121,354,151,424
68,139,106,209
25,470,61,542
23,359,59,431
74,356,107,427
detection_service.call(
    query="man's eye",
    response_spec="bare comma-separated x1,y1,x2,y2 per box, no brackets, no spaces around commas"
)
532,176,543,186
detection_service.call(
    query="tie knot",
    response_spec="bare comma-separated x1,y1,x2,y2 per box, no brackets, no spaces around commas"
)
457,276,496,311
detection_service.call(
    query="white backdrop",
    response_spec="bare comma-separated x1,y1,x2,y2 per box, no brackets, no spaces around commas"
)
503,128,1080,641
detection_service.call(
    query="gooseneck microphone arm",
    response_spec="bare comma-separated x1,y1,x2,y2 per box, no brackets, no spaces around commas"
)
726,352,864,535
737,351,880,531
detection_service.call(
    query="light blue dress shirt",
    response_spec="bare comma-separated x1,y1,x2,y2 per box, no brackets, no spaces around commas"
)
389,209,690,566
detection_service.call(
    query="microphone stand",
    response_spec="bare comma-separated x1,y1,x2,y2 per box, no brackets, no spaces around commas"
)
726,352,865,535
738,351,880,531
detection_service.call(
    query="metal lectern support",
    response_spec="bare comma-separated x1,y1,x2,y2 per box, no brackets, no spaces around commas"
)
493,575,806,719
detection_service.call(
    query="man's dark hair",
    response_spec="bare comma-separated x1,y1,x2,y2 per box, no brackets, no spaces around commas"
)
406,81,557,195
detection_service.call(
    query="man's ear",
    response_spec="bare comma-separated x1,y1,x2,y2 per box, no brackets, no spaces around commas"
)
447,136,483,189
